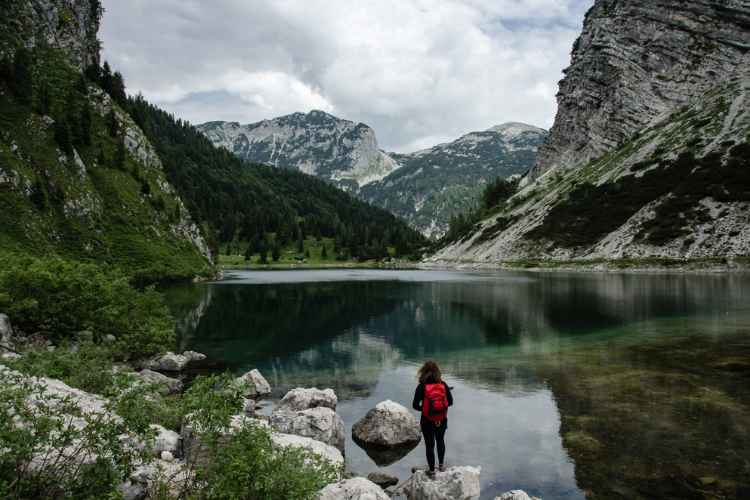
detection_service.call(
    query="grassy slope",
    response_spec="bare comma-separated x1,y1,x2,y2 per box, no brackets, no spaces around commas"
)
0,48,211,282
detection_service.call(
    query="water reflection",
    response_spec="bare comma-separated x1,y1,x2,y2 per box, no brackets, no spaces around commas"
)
165,270,750,499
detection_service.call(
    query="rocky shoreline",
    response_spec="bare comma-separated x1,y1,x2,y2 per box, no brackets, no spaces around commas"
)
0,313,540,499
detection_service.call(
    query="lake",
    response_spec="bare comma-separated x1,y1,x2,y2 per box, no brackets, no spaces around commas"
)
165,269,750,499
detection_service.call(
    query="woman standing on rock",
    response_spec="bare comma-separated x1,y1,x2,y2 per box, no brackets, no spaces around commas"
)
412,360,453,477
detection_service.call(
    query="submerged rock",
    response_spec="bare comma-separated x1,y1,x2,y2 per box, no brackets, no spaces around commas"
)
400,466,481,500
235,368,271,398
352,400,421,448
136,369,183,395
271,406,346,453
278,387,338,411
367,471,399,488
495,490,541,500
318,477,390,500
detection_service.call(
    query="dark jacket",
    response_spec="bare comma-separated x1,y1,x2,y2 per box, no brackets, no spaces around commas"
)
412,380,453,423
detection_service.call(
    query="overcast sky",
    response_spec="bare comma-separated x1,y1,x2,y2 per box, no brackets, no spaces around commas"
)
100,0,593,152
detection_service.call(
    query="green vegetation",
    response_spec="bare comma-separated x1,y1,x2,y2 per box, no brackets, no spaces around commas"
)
443,176,519,243
526,144,750,248
0,256,174,359
0,46,211,283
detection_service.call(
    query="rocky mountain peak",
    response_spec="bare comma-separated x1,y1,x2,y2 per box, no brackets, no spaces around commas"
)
197,112,399,188
531,0,750,179
487,122,547,140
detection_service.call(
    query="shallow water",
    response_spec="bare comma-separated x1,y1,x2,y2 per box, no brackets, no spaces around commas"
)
165,269,750,499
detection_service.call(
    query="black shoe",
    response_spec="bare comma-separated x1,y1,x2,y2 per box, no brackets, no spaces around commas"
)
426,470,436,479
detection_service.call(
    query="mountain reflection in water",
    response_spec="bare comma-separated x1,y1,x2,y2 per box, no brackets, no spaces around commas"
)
165,269,750,500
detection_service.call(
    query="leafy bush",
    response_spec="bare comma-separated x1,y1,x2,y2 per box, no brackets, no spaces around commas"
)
0,256,175,359
0,368,145,499
177,374,339,499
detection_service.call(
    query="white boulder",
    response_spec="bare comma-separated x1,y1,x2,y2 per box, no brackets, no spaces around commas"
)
352,400,421,447
271,432,345,471
278,387,338,411
271,406,346,453
234,368,271,398
401,466,481,500
318,477,390,500
150,424,180,457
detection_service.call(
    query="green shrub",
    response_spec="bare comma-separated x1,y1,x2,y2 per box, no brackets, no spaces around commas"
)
0,369,145,499
0,256,175,359
177,374,339,499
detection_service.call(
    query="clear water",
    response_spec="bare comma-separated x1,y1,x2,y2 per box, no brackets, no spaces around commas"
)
165,269,750,499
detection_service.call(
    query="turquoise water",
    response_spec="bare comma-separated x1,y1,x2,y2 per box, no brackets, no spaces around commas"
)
165,269,750,499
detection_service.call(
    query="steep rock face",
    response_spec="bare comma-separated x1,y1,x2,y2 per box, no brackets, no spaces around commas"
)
197,111,400,189
532,0,750,178
430,2,750,264
362,123,546,238
0,0,101,70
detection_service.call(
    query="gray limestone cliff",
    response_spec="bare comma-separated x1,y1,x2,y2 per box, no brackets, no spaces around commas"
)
532,0,750,179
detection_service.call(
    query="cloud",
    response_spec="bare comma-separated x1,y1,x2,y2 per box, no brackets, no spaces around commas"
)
100,0,593,152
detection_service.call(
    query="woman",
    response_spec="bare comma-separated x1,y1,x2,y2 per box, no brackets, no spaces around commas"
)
412,360,453,476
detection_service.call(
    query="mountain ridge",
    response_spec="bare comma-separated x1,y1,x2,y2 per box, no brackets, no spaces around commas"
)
198,113,546,237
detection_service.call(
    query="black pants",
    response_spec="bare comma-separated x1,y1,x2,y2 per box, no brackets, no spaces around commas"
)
421,418,447,471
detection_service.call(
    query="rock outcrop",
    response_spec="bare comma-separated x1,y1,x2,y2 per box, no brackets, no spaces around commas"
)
0,0,101,70
352,400,421,448
399,466,481,500
147,351,206,372
235,368,271,398
366,471,399,489
270,406,346,453
135,369,183,395
532,0,750,179
318,477,390,500
277,387,338,411
0,313,13,348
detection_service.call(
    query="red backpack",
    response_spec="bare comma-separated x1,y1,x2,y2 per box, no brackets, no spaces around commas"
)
423,383,449,423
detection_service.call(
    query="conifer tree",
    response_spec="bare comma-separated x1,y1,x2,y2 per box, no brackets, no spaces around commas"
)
12,47,33,104
321,245,328,260
114,137,126,169
271,243,281,262
54,117,73,156
101,61,113,93
110,71,127,105
106,108,119,137
79,103,92,146
36,82,51,115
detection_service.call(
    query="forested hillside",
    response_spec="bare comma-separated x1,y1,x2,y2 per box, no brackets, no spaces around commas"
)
123,96,426,260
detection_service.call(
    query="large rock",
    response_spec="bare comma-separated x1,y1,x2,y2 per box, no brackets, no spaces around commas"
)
146,351,206,372
136,369,183,395
352,400,420,448
278,387,338,411
495,491,541,500
149,424,180,458
234,368,271,398
271,432,344,470
401,466,481,500
271,406,345,453
318,477,390,500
